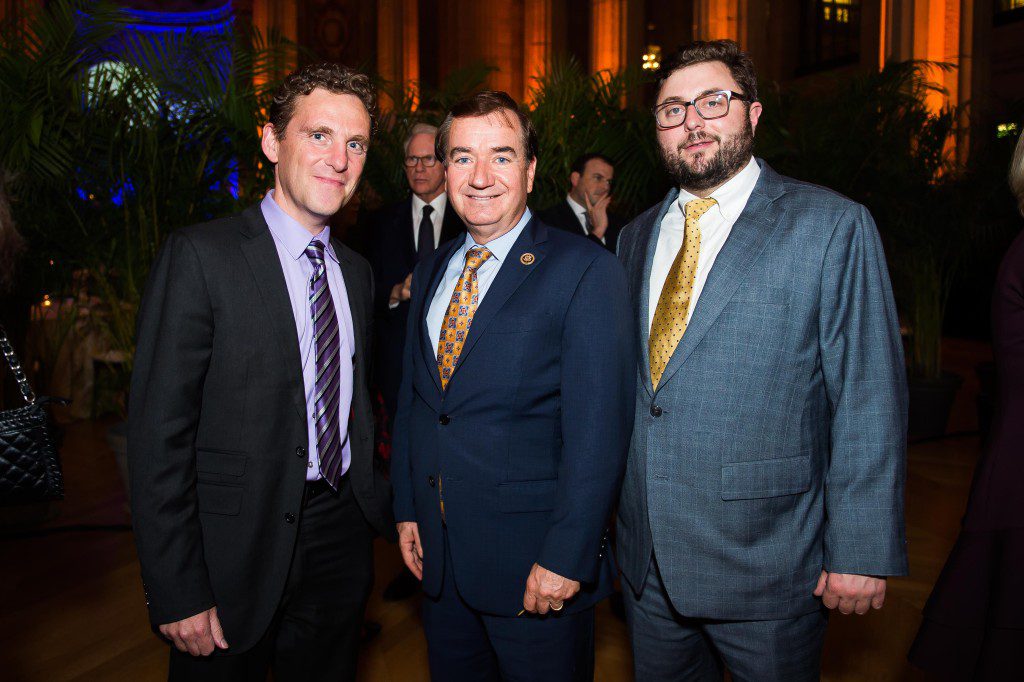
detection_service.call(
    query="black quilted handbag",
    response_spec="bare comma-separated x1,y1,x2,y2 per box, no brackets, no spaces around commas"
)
0,324,65,505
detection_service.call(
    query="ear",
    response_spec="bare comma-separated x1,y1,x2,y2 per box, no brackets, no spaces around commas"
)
526,156,537,194
569,171,581,189
748,101,763,135
261,123,280,164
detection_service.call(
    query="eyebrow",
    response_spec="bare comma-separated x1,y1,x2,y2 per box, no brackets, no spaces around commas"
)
300,125,334,135
656,89,728,107
448,145,519,158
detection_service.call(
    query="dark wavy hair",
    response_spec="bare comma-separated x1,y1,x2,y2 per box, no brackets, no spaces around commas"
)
435,90,538,164
657,40,759,104
268,62,377,138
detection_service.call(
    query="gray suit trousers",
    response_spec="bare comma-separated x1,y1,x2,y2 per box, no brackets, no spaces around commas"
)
625,554,828,682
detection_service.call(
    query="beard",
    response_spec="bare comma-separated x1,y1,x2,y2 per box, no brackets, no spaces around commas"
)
659,118,755,192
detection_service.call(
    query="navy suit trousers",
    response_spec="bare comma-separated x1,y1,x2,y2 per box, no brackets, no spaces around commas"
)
422,532,595,682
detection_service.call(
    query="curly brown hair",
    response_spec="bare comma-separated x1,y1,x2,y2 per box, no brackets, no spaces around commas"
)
657,40,759,104
268,63,377,139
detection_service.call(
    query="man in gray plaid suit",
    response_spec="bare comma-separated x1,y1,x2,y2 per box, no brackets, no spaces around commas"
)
616,40,908,681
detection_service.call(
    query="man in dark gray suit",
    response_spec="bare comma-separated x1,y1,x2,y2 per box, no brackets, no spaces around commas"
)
616,40,908,681
129,63,394,681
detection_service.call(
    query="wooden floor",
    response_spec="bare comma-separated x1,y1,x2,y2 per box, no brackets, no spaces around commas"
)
0,339,990,681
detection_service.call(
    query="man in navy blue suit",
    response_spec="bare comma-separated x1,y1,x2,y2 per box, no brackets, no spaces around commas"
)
390,91,635,680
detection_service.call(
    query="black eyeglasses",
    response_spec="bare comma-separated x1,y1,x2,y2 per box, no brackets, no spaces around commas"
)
653,90,750,130
404,154,438,168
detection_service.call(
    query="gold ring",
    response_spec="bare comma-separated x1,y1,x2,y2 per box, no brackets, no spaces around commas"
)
549,601,564,611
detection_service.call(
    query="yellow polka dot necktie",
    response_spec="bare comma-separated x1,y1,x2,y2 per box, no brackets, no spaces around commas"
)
649,197,717,390
437,247,492,390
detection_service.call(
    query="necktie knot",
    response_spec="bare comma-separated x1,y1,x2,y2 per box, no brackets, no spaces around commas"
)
305,239,326,264
684,197,717,222
464,247,492,272
422,204,435,220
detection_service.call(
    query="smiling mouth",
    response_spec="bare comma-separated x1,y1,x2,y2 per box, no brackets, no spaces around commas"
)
316,177,345,188
466,195,500,201
684,138,715,151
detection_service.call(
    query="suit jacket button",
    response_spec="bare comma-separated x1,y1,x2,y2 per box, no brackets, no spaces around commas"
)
428,475,436,487
439,414,450,425
650,405,663,417
295,446,306,459
284,512,296,524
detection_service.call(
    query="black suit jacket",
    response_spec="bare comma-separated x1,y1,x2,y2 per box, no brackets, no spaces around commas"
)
536,199,625,254
367,196,465,417
128,204,395,654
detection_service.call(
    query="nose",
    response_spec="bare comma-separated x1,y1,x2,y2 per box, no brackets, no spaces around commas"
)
326,144,349,173
469,161,492,189
683,104,705,131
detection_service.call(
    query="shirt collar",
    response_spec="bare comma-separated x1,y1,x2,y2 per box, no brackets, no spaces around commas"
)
462,208,532,264
412,192,447,216
262,190,338,263
566,194,586,216
677,156,761,222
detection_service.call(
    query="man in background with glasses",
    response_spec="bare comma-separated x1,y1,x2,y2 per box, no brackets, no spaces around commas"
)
368,123,465,433
615,40,908,680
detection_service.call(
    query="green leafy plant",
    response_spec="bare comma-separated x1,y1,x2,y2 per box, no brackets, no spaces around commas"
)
0,0,295,414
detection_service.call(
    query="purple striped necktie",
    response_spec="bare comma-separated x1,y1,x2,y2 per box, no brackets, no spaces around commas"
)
305,239,343,489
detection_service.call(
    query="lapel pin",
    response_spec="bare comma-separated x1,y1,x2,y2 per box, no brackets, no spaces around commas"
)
520,252,535,265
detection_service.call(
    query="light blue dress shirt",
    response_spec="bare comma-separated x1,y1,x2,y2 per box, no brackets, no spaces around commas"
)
426,209,532,353
261,190,355,482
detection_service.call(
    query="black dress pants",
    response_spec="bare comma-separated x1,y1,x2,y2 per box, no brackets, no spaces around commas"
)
168,475,375,681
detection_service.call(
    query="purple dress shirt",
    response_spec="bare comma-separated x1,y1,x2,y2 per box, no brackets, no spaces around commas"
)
261,190,355,481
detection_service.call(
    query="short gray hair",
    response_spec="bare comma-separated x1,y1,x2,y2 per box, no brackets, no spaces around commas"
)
1011,129,1024,218
404,123,439,155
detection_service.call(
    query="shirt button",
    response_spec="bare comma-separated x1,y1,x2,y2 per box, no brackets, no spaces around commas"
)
295,446,306,459
651,405,663,417
307,461,313,468
284,513,296,524
439,414,450,425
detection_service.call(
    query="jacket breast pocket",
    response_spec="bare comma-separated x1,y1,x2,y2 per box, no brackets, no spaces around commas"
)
498,479,558,513
721,455,810,500
196,449,247,477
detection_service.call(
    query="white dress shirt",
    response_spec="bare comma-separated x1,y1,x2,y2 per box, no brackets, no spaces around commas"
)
426,209,532,353
566,194,606,245
411,192,448,251
648,156,761,331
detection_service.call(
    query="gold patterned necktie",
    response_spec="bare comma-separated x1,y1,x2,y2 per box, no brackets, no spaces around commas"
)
436,246,493,389
649,197,717,390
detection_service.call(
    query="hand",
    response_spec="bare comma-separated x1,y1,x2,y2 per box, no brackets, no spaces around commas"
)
813,570,886,615
583,194,611,239
388,273,414,306
158,606,228,656
397,521,424,580
522,563,580,615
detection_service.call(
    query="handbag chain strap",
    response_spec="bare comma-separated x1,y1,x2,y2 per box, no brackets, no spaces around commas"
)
0,324,37,406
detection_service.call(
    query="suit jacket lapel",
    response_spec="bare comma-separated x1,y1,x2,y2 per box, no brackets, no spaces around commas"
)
654,162,786,394
636,188,681,398
440,201,464,245
449,218,548,380
399,197,416,268
420,236,464,393
238,204,306,419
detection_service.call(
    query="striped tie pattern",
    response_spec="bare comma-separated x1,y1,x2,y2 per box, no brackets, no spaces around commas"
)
436,246,492,390
649,197,717,390
305,239,343,488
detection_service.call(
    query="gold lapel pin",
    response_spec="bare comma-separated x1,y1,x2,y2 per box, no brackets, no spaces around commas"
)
520,253,535,265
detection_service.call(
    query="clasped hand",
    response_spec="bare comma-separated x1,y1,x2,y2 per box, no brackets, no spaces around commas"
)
159,606,229,656
522,563,580,615
813,570,886,615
